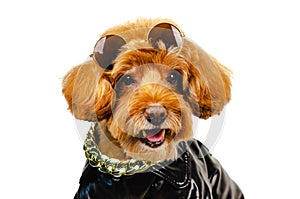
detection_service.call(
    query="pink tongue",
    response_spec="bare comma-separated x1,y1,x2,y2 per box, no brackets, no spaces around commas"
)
146,130,164,142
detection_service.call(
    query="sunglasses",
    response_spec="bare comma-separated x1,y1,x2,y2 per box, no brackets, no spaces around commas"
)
92,23,184,70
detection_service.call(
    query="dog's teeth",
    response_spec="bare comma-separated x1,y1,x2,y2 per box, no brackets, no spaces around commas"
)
142,130,147,137
162,129,165,137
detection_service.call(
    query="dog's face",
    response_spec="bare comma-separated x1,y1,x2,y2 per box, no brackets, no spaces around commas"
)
105,49,195,161
62,18,231,162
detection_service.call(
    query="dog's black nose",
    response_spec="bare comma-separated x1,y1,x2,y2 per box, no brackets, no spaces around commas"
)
144,105,167,125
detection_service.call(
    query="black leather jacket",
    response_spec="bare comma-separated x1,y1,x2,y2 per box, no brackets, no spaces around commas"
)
74,139,244,199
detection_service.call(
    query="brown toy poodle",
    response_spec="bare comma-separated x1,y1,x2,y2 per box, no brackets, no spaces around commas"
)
62,18,244,199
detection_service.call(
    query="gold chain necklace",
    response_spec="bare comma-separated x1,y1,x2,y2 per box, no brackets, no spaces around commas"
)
84,122,157,177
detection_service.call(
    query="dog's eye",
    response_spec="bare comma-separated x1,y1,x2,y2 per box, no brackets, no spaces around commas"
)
122,75,136,86
167,71,181,85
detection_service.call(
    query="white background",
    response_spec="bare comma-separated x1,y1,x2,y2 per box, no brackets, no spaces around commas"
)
1,0,300,198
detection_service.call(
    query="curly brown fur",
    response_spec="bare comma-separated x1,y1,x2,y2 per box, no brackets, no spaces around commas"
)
62,18,231,162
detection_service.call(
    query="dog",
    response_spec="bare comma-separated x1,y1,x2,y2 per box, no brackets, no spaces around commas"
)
62,18,244,199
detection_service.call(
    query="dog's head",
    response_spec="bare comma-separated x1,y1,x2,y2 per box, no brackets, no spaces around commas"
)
62,18,231,162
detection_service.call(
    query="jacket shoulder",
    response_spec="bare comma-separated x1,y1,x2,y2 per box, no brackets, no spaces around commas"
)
187,139,245,199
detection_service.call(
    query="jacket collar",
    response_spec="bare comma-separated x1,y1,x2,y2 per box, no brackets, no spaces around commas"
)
150,141,191,189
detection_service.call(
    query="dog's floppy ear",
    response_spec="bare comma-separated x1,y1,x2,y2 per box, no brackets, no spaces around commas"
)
148,23,183,49
93,35,126,70
62,60,113,121
183,40,231,119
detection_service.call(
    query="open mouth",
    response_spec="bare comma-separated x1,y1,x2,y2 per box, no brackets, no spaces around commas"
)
139,129,172,148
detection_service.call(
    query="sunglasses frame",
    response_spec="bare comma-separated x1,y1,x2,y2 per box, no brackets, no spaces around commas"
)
92,22,184,70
